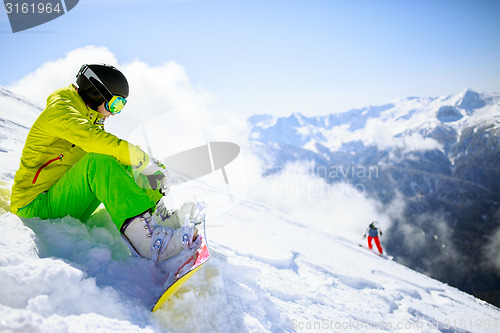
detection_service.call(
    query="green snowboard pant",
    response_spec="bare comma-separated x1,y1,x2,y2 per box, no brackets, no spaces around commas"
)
17,153,163,230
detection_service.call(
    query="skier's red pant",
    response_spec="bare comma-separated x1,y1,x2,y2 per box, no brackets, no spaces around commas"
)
368,236,383,254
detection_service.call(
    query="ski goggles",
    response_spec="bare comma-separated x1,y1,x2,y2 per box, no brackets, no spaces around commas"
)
105,95,127,115
78,65,127,115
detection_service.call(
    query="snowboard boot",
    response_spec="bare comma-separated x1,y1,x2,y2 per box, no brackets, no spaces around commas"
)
121,211,198,263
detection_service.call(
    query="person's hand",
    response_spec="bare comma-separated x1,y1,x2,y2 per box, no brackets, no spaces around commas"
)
140,157,170,196
153,169,170,196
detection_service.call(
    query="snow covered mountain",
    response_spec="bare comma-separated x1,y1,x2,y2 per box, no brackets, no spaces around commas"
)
248,88,500,307
0,87,42,182
1,86,500,332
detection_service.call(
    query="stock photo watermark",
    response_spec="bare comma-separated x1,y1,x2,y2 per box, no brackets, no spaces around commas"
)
262,163,380,198
3,0,79,32
289,317,500,331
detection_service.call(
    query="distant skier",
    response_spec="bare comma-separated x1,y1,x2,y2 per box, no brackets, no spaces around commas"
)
363,221,384,255
10,64,197,264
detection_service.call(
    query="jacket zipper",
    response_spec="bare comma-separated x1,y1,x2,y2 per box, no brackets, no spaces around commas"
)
32,154,64,184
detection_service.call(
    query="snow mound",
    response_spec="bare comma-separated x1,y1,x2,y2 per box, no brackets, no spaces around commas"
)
2,199,500,332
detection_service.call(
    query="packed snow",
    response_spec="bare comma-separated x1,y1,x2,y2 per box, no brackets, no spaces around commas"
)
1,87,500,333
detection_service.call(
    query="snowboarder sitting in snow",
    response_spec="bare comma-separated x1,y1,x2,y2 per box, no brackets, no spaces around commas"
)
363,221,384,255
10,64,197,264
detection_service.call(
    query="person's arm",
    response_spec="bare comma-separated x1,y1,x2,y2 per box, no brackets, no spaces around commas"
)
49,102,147,168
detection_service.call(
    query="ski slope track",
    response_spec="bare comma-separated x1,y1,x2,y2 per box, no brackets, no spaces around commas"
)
1,87,500,332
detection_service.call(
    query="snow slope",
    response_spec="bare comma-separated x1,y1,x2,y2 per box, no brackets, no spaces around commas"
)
1,87,500,332
0,87,42,181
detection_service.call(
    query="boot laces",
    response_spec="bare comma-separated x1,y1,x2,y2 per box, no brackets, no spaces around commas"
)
142,213,155,238
155,200,174,222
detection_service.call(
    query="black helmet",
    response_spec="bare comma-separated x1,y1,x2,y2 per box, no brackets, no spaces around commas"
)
76,64,129,111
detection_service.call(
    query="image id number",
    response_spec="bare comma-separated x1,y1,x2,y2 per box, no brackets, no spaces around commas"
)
5,2,62,14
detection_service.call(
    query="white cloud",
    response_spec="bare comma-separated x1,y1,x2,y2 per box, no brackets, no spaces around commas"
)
398,132,442,153
361,118,396,149
9,46,119,107
8,45,248,145
483,208,500,274
357,118,442,153
243,159,396,240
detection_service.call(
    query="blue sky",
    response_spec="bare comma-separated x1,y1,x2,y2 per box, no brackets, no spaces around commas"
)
1,0,499,116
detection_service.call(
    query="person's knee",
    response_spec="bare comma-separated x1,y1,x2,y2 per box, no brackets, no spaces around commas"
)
83,153,127,178
86,152,116,162
86,153,122,168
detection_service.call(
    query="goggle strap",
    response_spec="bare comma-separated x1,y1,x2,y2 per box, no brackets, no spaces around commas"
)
80,65,114,102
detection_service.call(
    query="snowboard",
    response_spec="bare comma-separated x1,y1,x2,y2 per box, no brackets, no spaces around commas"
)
152,219,210,312
358,243,393,260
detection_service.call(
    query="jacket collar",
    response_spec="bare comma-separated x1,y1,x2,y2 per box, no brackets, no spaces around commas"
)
71,84,105,122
